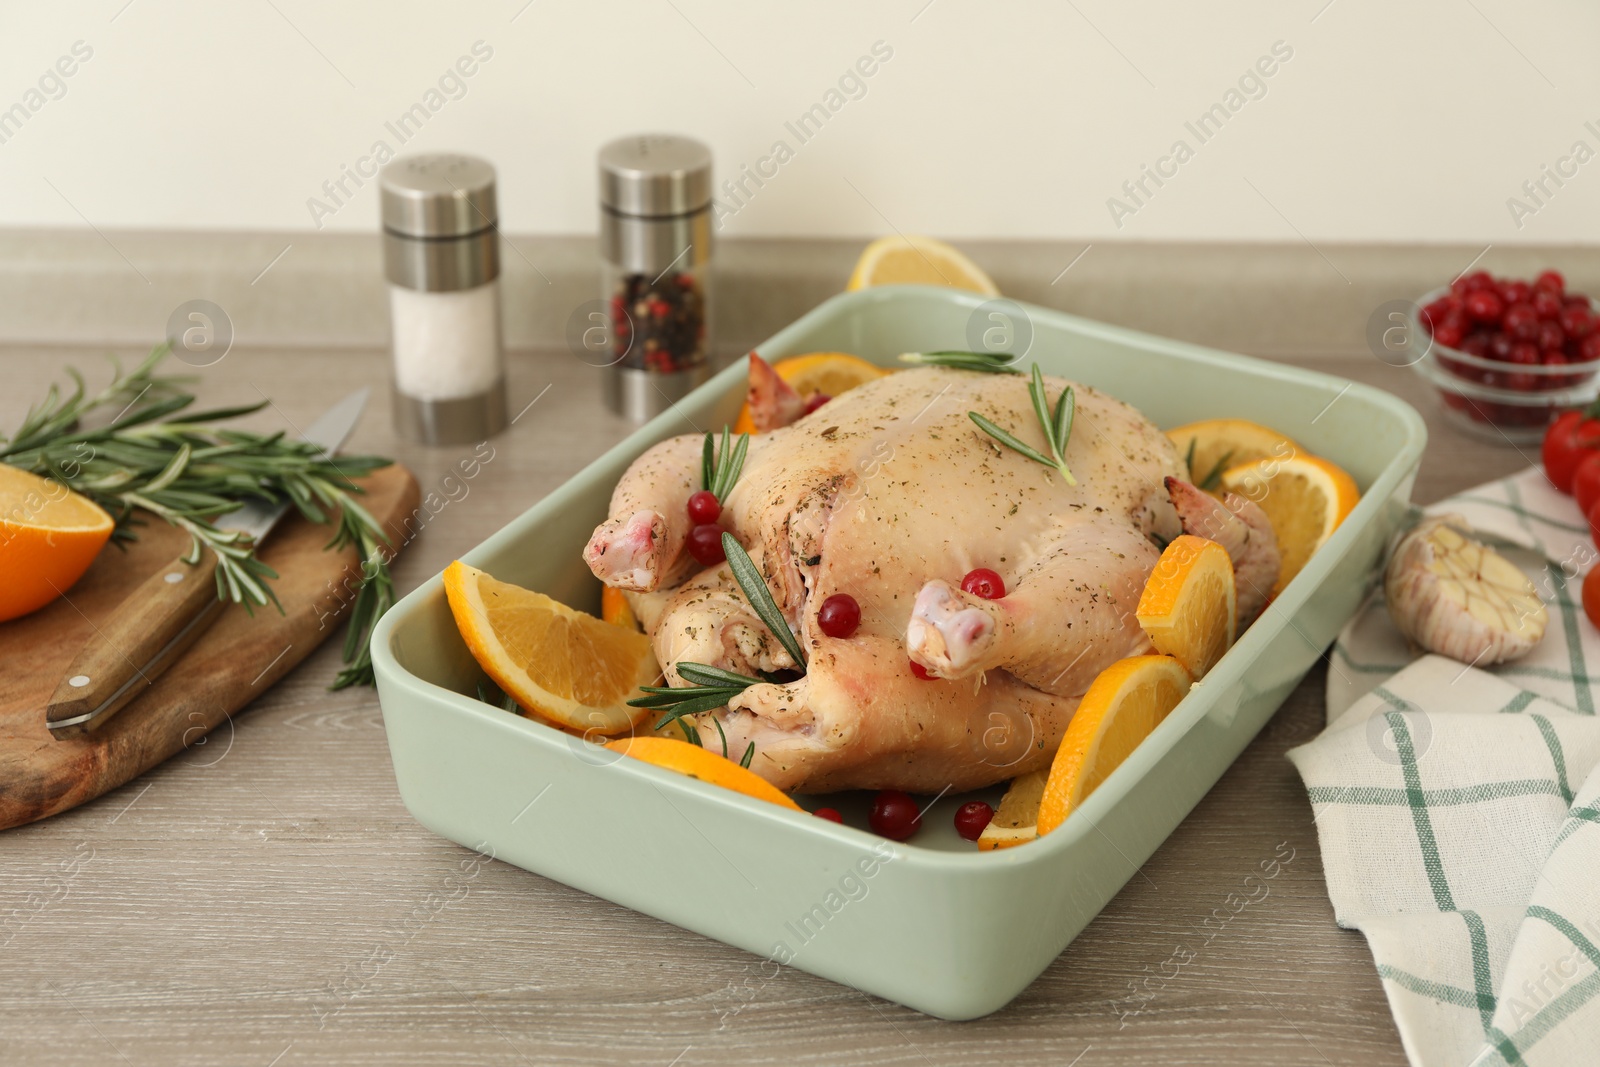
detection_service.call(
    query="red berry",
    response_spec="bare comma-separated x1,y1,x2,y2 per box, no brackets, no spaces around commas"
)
1503,303,1539,341
1463,271,1496,293
1464,289,1505,323
1489,333,1516,361
1536,270,1566,296
1460,332,1491,358
954,801,994,841
960,567,1007,599
869,790,921,840
1582,335,1600,363
1434,323,1465,349
1500,279,1532,304
687,523,726,566
1509,342,1540,366
802,393,832,416
1560,304,1595,340
813,807,843,823
1539,320,1567,351
687,489,721,525
1534,290,1564,320
817,593,861,638
909,659,935,680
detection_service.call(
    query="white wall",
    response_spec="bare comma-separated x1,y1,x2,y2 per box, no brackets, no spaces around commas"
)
1,0,1597,243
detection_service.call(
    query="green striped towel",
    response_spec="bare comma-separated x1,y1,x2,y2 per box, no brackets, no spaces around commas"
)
1289,660,1600,1066
1328,465,1600,720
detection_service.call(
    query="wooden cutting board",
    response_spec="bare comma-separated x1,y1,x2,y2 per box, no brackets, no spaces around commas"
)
0,464,421,830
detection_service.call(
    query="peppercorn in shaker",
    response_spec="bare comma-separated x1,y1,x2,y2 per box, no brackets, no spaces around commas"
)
381,153,508,445
598,135,713,421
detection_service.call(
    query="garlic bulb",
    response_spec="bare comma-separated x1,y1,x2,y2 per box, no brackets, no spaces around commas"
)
1384,514,1546,665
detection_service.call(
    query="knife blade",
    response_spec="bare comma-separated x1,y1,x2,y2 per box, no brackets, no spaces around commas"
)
45,388,371,738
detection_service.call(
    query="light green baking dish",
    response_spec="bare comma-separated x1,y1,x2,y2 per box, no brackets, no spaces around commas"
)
371,285,1426,1019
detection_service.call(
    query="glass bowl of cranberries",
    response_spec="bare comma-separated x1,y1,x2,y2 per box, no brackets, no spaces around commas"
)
1410,270,1600,444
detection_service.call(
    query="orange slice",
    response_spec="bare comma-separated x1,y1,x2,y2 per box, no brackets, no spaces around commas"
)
1165,418,1301,494
976,769,1047,851
846,235,999,295
606,736,802,810
732,351,888,435
1219,455,1360,597
1037,656,1191,836
600,585,641,631
1137,535,1236,679
443,561,658,734
0,464,115,623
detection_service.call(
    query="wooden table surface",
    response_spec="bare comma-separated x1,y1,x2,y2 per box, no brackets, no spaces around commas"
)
0,343,1528,1066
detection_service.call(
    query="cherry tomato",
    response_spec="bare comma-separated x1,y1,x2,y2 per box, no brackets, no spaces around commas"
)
1574,452,1600,517
1584,565,1600,630
1588,498,1600,551
1542,402,1600,493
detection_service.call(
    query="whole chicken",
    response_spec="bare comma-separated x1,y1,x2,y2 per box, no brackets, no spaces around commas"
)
583,360,1276,794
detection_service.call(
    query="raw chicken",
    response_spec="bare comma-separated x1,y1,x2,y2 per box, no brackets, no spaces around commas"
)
585,364,1234,794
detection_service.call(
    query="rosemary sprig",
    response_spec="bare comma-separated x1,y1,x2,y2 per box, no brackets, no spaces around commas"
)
1,345,397,687
701,426,749,500
722,532,806,666
740,742,755,769
1197,449,1233,493
627,662,762,732
968,363,1078,486
898,350,1022,375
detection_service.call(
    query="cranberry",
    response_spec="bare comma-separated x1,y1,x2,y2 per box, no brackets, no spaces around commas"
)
954,801,994,841
1434,323,1465,349
870,790,922,840
817,593,861,638
1539,320,1567,351
909,659,935,680
1534,290,1564,320
1512,342,1540,367
1463,271,1496,293
802,393,832,416
1500,279,1532,304
813,807,843,823
960,567,1007,599
687,523,727,566
1460,332,1491,358
1581,335,1600,362
1536,270,1566,296
1560,304,1595,340
1503,303,1539,341
1464,289,1505,323
687,490,721,525
1488,333,1516,361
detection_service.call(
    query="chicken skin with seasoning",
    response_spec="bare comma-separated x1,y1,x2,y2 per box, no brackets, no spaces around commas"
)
583,362,1251,794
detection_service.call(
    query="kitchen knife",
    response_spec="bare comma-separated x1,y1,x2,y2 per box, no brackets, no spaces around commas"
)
44,388,371,739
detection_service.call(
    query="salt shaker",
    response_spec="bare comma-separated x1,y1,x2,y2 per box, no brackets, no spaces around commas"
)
598,135,714,421
381,153,508,445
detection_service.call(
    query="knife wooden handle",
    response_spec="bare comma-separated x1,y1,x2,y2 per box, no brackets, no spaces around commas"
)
45,551,225,738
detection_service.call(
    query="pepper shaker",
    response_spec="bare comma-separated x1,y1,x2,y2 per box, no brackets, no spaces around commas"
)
598,134,714,421
381,153,508,445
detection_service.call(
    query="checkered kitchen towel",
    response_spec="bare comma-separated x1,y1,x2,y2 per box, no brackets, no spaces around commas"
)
1290,466,1600,1066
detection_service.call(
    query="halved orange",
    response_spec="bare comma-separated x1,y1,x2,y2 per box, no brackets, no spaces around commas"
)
1219,454,1360,597
443,561,658,734
976,768,1047,851
606,736,802,810
846,235,999,295
732,351,889,435
1137,535,1236,679
1165,418,1301,493
0,464,115,623
1036,656,1191,835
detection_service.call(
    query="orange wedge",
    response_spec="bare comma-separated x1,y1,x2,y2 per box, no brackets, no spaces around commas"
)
1037,656,1191,835
1165,418,1301,494
1220,454,1360,598
1137,535,1236,679
0,465,115,623
606,736,802,810
846,235,999,295
732,351,888,435
443,561,658,734
977,769,1047,851
600,586,641,631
